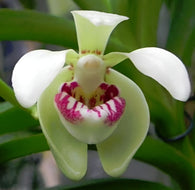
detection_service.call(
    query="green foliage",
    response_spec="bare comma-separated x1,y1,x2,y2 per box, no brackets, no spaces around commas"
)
0,134,48,163
18,0,36,9
0,102,39,135
165,0,195,66
0,9,77,48
0,79,19,107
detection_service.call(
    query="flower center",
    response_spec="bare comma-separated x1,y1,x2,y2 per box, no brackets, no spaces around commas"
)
61,82,120,109
54,81,125,126
74,54,106,94
54,55,126,144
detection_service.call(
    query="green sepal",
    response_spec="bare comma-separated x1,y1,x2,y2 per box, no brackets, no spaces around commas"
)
97,69,149,177
72,11,128,55
37,66,87,180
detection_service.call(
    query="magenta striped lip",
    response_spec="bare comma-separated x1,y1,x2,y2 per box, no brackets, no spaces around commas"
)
54,81,125,126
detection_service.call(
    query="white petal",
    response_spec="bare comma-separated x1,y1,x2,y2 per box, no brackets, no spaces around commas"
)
104,48,191,101
127,48,191,101
12,49,76,108
71,10,128,55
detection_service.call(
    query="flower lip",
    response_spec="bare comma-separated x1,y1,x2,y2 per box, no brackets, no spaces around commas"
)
58,81,123,111
54,81,126,144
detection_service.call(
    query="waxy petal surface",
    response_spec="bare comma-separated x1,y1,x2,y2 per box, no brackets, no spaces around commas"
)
97,69,149,177
38,66,87,180
104,48,191,101
12,49,76,108
72,10,128,55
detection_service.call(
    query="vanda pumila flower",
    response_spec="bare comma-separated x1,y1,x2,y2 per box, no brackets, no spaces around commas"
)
12,11,191,180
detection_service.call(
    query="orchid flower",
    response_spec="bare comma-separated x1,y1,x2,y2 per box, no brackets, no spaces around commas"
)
12,10,191,180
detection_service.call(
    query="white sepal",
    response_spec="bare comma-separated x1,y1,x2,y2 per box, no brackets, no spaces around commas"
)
12,49,75,108
127,47,191,101
105,48,191,101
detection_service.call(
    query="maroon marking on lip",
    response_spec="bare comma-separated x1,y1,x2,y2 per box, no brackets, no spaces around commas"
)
92,107,102,118
55,81,126,126
55,92,83,124
105,98,126,126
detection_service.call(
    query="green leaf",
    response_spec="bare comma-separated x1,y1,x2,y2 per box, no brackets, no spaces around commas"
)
0,78,19,107
0,9,77,48
0,101,13,113
135,137,195,190
0,133,48,163
46,178,173,190
106,0,139,51
19,0,36,9
73,0,112,12
0,102,39,135
47,0,76,16
90,136,195,190
1,133,194,190
111,0,162,48
165,0,195,66
181,29,195,66
189,112,195,152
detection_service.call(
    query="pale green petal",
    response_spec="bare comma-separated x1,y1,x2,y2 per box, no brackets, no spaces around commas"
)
97,69,149,177
103,51,127,67
71,10,128,55
37,66,87,180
